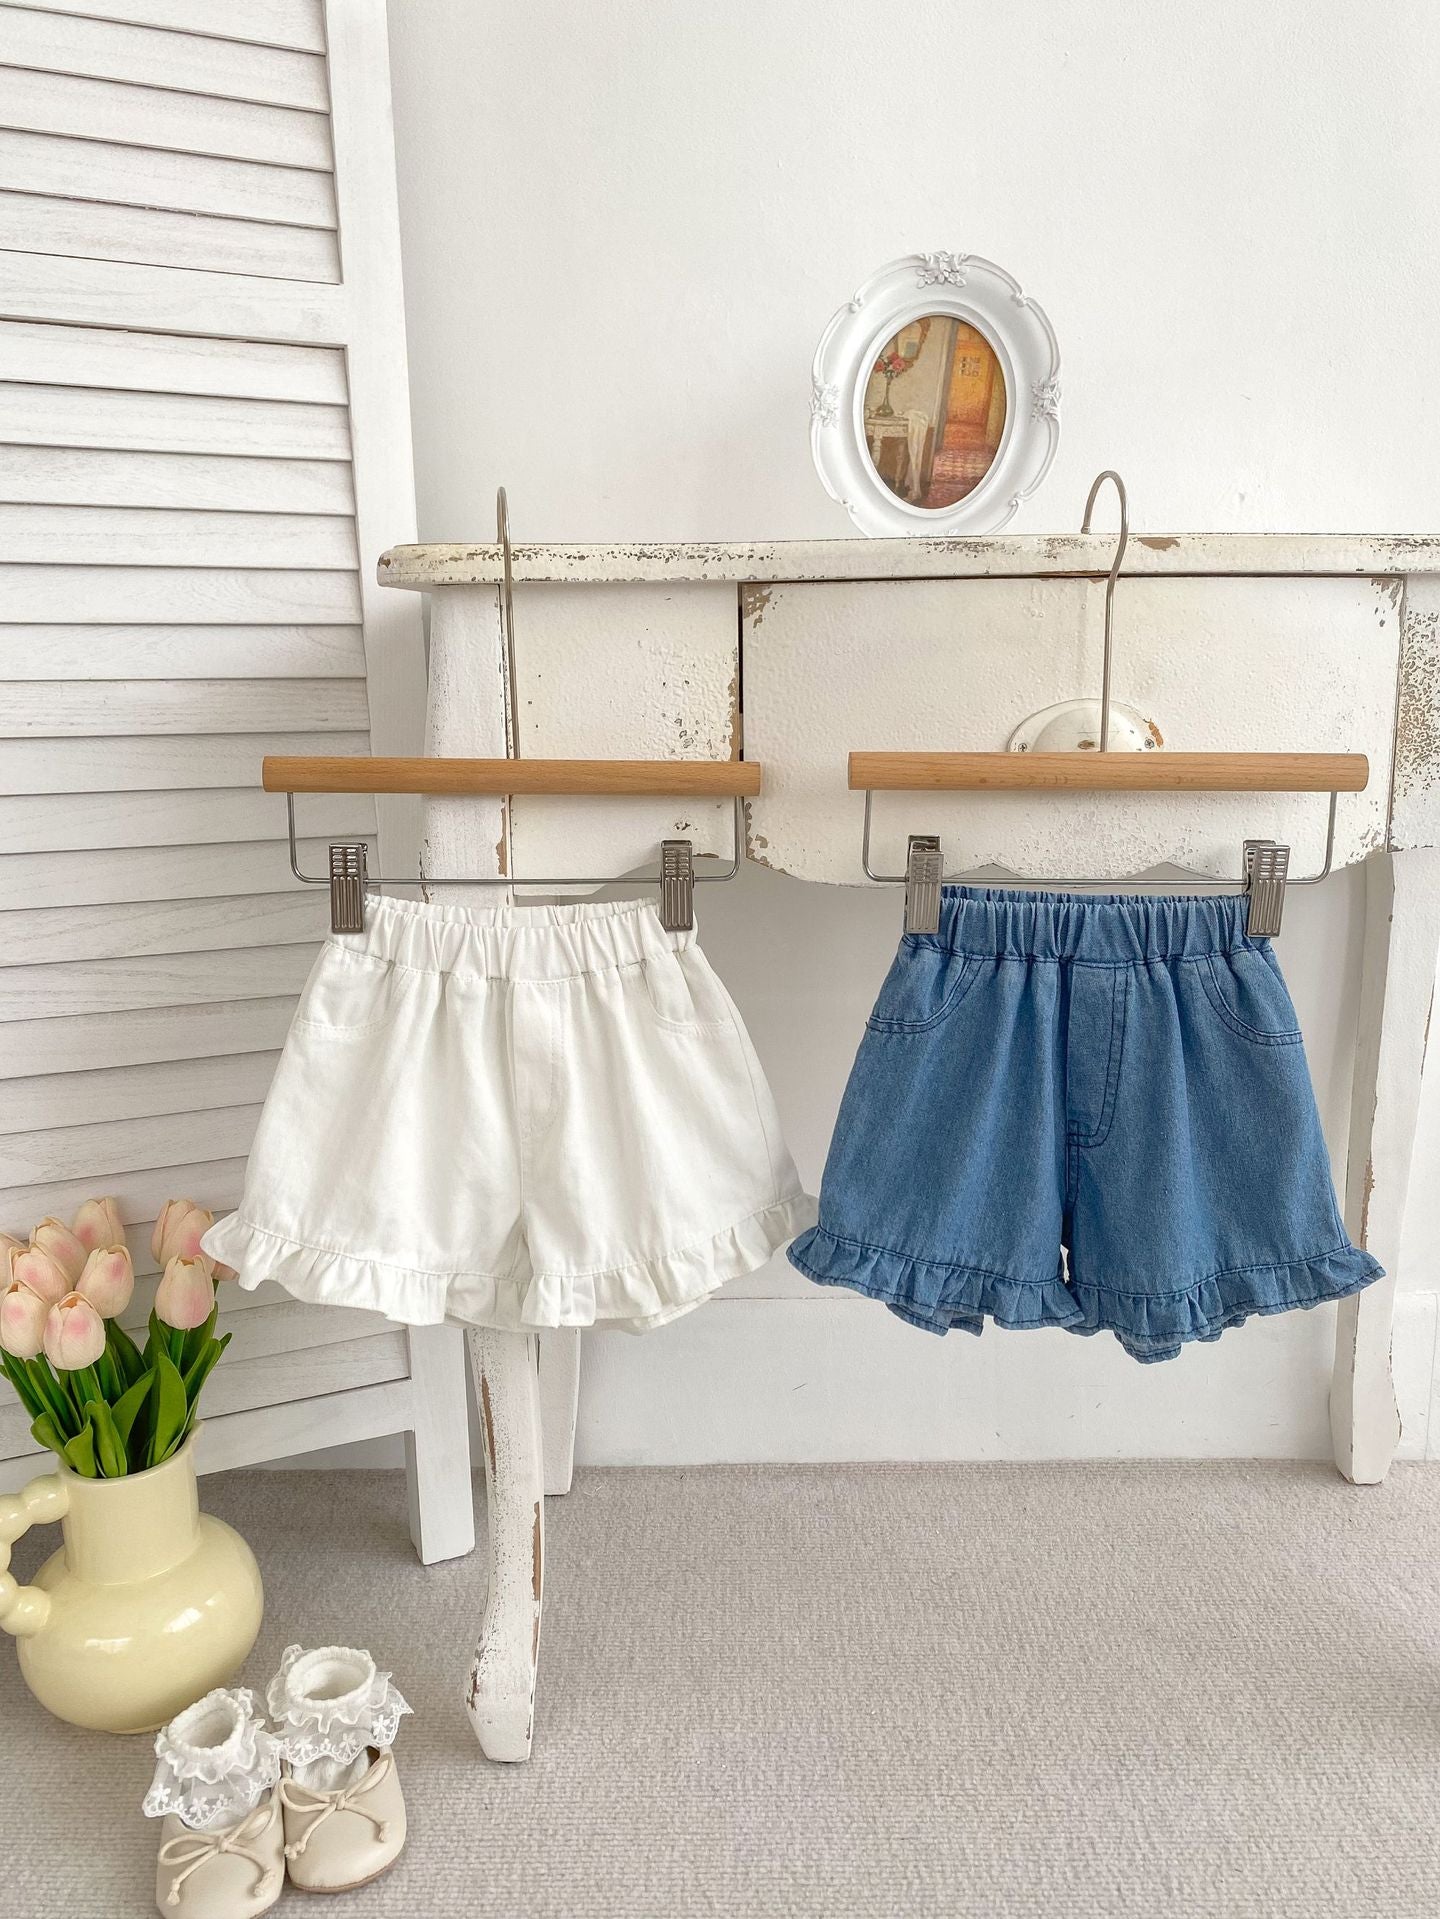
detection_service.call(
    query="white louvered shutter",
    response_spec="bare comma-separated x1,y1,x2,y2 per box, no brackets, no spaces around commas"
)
0,1,430,1469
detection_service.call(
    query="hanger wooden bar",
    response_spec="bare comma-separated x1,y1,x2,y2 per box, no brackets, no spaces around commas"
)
263,755,762,797
848,751,1368,794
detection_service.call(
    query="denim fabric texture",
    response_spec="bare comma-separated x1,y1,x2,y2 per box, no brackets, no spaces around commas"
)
788,886,1383,1362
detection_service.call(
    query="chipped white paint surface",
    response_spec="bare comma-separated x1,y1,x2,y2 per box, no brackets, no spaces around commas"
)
378,532,1440,588
1390,576,1440,852
507,582,739,880
743,575,1398,883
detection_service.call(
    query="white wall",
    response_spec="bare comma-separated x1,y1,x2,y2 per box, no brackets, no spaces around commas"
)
384,1,1440,1462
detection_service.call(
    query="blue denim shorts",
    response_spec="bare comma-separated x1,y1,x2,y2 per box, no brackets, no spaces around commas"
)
788,887,1383,1362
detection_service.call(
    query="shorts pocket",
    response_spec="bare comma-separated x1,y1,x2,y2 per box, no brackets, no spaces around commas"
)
292,947,409,1038
1199,948,1303,1046
866,945,981,1034
639,945,736,1035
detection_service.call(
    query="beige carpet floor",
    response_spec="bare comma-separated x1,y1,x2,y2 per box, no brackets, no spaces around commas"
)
4,1461,1439,1919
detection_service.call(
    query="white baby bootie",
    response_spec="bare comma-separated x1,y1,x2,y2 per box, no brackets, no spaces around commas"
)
144,1688,284,1918
266,1643,411,1893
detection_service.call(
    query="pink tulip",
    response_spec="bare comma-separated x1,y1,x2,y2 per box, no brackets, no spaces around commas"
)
71,1197,125,1254
154,1256,215,1331
76,1244,134,1320
151,1200,215,1271
0,1279,49,1360
11,1244,70,1307
42,1292,107,1372
31,1217,87,1285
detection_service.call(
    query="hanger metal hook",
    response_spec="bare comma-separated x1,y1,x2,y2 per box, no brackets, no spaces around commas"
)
1080,469,1128,753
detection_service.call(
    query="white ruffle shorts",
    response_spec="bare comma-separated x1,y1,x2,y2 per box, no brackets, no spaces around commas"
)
203,894,815,1332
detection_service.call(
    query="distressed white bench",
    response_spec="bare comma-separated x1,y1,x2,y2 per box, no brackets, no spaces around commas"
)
379,531,1440,1759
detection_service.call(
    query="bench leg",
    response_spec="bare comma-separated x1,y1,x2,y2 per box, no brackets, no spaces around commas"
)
403,1322,475,1564
464,1326,544,1760
1331,848,1440,1482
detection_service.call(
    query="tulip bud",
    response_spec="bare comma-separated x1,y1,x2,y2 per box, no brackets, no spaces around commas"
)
154,1256,215,1331
42,1292,107,1371
72,1196,125,1255
31,1217,87,1285
11,1244,70,1307
0,1278,49,1360
152,1200,216,1272
76,1244,134,1320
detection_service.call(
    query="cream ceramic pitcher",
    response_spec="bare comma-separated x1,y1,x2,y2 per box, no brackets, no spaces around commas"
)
0,1434,263,1733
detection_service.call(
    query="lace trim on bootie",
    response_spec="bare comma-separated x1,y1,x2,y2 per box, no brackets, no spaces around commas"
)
143,1688,283,1832
265,1644,411,1770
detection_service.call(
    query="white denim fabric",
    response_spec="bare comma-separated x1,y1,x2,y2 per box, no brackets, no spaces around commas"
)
204,895,814,1333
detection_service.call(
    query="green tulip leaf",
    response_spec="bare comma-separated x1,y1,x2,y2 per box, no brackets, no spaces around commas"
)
1,1350,44,1421
110,1369,154,1447
28,1412,67,1460
182,1329,229,1402
148,1349,188,1467
63,1420,98,1478
25,1359,77,1439
84,1399,127,1478
107,1318,146,1389
179,1303,219,1378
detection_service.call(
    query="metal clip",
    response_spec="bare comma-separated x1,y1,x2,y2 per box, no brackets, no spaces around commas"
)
903,834,943,935
328,843,369,934
1242,838,1290,937
658,839,695,932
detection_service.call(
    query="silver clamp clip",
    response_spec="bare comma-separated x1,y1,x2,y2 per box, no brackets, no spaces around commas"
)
328,843,369,934
1242,838,1290,937
903,834,944,936
659,839,695,932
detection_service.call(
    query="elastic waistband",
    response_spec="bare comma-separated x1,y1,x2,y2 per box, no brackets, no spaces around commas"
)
336,894,690,981
921,886,1260,963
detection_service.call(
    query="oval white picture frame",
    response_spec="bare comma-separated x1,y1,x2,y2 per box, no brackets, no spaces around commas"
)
810,252,1061,537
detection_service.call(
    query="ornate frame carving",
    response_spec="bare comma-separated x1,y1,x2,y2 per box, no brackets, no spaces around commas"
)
809,252,1061,536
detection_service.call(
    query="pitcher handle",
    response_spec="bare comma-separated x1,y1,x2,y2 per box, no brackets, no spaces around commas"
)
0,1473,67,1636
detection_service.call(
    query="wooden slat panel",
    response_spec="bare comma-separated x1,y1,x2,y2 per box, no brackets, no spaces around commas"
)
0,448,354,511
20,2,328,55
0,787,373,852
0,891,327,965
0,506,357,568
0,997,296,1077
0,321,347,402
0,189,342,282
0,1327,411,1457
0,130,336,227
0,9,331,111
3,1049,281,1132
0,386,350,455
199,1334,410,1422
0,624,365,678
0,836,374,908
0,943,317,1018
2,679,364,736
0,65,334,167
1,1379,418,1478
0,1155,243,1234
1,730,369,792
0,1100,261,1185
213,1301,395,1364
0,566,362,623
